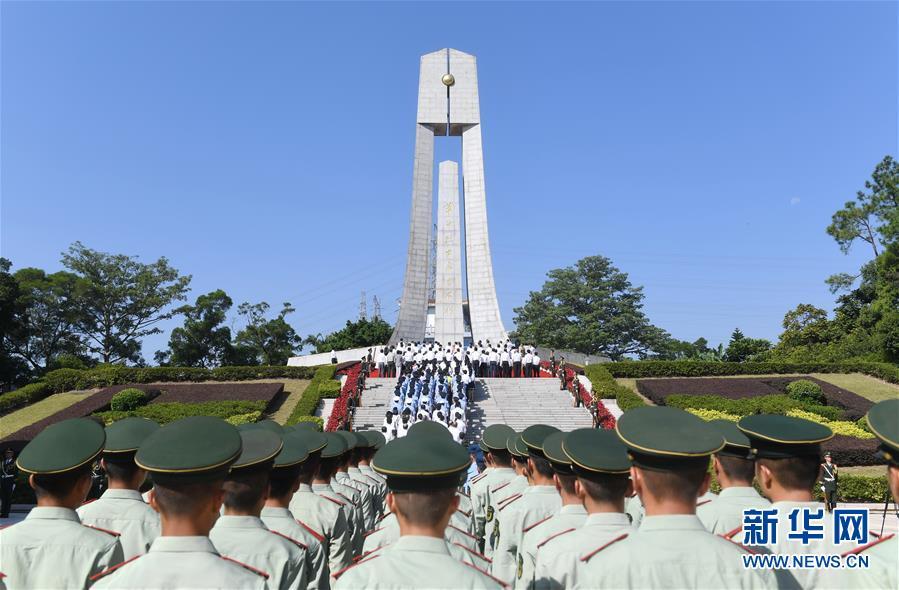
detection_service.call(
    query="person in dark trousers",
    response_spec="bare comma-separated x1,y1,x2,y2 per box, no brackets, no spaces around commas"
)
819,451,838,512
1,448,17,518
549,350,557,375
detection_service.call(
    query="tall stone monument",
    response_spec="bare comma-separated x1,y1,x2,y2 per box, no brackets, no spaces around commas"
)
390,49,507,345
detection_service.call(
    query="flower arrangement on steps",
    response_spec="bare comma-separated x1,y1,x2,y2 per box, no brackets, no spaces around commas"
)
561,364,616,430
326,362,362,431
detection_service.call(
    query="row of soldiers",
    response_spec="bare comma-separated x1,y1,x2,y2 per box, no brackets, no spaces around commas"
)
0,399,897,589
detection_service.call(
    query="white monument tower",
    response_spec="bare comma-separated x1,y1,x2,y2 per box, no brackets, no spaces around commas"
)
390,49,507,345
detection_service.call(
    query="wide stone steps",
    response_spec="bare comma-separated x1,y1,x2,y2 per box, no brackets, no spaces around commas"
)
354,377,594,443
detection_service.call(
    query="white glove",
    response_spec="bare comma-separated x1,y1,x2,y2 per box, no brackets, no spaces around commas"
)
821,485,825,492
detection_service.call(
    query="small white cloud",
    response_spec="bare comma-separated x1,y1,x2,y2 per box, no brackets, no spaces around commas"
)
790,197,801,206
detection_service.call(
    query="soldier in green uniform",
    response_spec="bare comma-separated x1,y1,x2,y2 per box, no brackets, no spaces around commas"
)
261,430,331,590
91,416,267,589
345,432,384,524
830,398,898,590
289,429,353,581
738,414,879,589
696,419,770,535
493,425,562,585
333,427,503,588
515,430,587,589
314,433,364,556
471,425,516,554
334,432,375,530
533,428,634,590
575,407,777,589
356,431,388,494
487,433,530,557
77,417,161,560
0,418,125,589
210,427,309,590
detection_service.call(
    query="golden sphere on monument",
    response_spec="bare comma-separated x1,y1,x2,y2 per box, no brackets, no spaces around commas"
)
442,73,455,87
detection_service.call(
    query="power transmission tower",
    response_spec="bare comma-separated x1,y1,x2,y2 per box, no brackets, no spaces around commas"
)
359,290,367,321
372,296,381,320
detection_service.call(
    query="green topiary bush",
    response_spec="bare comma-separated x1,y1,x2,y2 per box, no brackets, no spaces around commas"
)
318,380,342,399
785,379,826,405
110,388,149,411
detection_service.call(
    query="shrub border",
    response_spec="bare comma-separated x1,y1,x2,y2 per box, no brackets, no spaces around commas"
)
605,361,898,383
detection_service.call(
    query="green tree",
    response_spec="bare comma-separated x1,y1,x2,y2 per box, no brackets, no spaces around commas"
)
6,267,86,372
723,328,772,362
651,336,723,361
512,255,670,360
305,317,393,353
156,290,234,367
778,304,834,349
233,301,302,365
61,242,191,364
0,259,30,387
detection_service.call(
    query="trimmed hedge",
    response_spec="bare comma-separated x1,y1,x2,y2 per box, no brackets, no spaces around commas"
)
785,379,825,405
605,361,899,384
42,365,319,393
584,365,647,411
95,400,266,425
110,388,148,411
818,474,890,502
664,394,845,421
286,366,338,426
0,382,52,415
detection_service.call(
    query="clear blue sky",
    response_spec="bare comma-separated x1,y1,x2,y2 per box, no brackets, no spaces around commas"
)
2,1,896,360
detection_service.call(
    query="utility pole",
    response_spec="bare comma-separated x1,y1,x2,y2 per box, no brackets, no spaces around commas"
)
372,295,381,321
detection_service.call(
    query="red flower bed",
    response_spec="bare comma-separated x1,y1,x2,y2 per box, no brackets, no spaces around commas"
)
327,363,360,432
562,366,616,430
636,376,872,419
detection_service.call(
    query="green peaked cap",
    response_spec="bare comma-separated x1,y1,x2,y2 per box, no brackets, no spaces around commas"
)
562,428,630,474
104,417,160,456
336,431,358,450
522,424,561,458
18,418,105,475
274,431,310,469
737,414,833,459
481,424,515,451
292,429,328,455
136,416,241,485
360,430,386,450
321,432,348,458
616,407,724,470
866,399,899,466
240,420,283,436
407,420,452,440
542,431,573,474
372,431,470,492
232,429,283,471
507,433,529,458
708,419,752,457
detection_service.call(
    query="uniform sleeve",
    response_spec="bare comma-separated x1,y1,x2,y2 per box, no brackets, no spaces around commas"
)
93,538,125,579
515,531,539,590
307,540,330,590
328,509,353,580
287,548,308,590
359,486,374,531
493,509,522,585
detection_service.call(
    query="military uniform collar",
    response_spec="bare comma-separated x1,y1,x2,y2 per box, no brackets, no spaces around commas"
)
395,535,452,555
528,485,558,495
260,506,292,519
718,486,763,499
770,500,820,510
334,473,349,482
559,504,588,515
311,483,334,492
492,467,514,475
639,515,707,532
150,536,218,554
26,506,80,522
215,515,267,529
297,483,313,492
584,512,631,527
347,467,362,474
100,488,145,501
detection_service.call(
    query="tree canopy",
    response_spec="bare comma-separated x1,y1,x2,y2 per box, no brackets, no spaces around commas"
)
305,317,393,353
155,290,235,368
232,301,303,366
512,255,670,360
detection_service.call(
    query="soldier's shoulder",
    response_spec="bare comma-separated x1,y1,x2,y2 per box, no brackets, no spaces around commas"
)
536,527,577,550
579,533,630,564
498,493,523,511
841,533,896,558
269,529,308,551
80,523,123,547
220,556,271,580
460,560,510,588
90,555,143,583
333,553,381,582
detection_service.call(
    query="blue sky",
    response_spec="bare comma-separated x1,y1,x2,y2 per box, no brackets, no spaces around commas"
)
2,1,896,360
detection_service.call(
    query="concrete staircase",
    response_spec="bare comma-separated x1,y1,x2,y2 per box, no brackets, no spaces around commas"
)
353,377,396,431
354,377,595,443
467,378,594,441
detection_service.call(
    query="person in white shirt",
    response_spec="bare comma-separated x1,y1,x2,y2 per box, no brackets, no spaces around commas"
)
511,349,522,378
499,350,511,378
532,352,542,377
523,351,534,377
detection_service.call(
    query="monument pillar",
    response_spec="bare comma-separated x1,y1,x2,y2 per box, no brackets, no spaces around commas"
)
434,161,465,344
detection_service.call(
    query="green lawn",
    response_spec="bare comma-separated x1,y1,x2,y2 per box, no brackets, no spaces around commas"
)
1,390,95,437
267,379,311,424
842,465,890,477
810,373,899,402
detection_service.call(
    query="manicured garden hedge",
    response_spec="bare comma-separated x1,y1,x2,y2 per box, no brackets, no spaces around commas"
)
95,400,267,425
285,365,338,426
605,361,899,383
42,365,318,392
583,365,647,411
664,394,844,421
0,382,51,414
